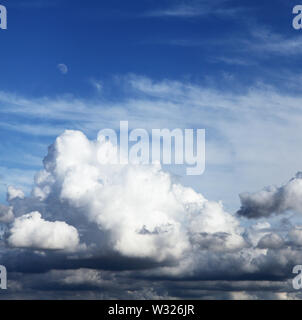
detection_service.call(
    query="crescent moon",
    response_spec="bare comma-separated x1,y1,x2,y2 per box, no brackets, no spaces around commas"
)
57,64,68,75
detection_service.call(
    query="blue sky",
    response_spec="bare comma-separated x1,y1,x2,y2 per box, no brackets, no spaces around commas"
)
0,0,302,209
2,0,302,300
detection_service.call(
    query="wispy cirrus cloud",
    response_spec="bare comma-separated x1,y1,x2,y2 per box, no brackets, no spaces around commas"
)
2,74,302,209
247,28,302,56
144,0,238,18
146,4,205,18
9,0,61,9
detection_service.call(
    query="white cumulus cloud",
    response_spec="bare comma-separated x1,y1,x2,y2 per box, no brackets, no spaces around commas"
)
8,212,80,251
12,129,245,263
